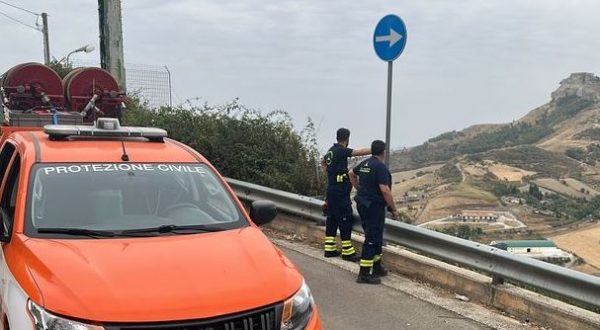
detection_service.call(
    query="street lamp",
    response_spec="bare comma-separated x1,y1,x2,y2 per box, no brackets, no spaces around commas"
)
59,44,95,65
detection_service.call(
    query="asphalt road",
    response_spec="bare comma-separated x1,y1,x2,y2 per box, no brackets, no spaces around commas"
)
282,247,490,330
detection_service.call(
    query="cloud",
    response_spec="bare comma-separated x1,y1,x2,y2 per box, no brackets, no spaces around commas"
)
2,0,600,151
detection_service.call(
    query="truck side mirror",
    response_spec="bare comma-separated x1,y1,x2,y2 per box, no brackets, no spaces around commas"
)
250,200,277,226
0,208,11,243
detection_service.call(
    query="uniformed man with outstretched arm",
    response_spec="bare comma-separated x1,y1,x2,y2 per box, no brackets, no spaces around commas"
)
322,128,371,261
349,140,399,284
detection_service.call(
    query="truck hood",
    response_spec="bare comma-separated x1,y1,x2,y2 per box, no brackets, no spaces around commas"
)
22,227,301,323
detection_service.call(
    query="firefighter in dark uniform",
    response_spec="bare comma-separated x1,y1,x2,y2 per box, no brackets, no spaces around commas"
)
322,128,370,261
349,140,399,284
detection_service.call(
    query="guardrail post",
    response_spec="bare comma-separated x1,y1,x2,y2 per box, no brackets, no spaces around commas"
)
492,275,505,285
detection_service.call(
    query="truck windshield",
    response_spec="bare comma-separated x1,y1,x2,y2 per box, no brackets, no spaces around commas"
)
25,163,246,238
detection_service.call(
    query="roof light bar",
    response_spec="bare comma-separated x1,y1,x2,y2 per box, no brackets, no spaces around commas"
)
44,118,168,142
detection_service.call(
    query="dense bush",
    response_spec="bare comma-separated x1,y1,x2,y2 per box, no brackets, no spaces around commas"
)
435,162,462,184
575,128,600,140
565,147,586,161
47,60,73,78
427,130,464,143
485,181,518,197
483,146,582,178
564,144,600,166
122,99,326,196
439,225,484,240
523,184,600,222
456,122,553,154
399,122,553,169
547,95,594,124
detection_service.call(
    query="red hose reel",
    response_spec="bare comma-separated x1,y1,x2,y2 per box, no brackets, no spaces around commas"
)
1,62,64,111
63,67,125,120
1,62,125,124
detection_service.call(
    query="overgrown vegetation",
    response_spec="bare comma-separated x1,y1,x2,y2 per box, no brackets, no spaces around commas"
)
565,147,586,162
511,182,600,225
396,122,553,169
526,191,600,225
575,127,600,140
427,130,464,143
565,144,600,166
434,162,462,184
47,60,73,78
438,225,484,240
456,122,553,154
478,179,519,198
544,95,594,125
483,146,582,178
123,99,326,196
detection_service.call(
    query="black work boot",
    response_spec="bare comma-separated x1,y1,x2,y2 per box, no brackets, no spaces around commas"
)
324,250,340,258
356,267,381,284
341,253,360,262
372,261,389,277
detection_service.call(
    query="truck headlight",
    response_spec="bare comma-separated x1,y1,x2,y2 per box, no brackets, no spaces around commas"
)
281,280,314,330
27,300,104,330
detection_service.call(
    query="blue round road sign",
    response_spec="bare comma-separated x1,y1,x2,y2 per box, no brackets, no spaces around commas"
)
373,15,407,62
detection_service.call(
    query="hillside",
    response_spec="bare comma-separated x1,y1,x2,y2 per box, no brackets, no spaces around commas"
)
388,73,600,276
391,72,600,174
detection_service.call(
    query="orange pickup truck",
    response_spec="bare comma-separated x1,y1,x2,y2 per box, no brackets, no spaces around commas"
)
0,63,321,330
0,118,321,329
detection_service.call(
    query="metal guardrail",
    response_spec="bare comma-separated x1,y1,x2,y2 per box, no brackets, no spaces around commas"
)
227,178,600,309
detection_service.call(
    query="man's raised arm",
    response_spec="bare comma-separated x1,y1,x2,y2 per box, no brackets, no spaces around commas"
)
351,147,371,157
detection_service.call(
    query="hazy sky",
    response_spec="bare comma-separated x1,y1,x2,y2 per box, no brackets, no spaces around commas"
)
1,1,599,152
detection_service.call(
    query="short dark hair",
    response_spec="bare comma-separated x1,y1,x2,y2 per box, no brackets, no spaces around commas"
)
371,140,386,156
336,128,350,142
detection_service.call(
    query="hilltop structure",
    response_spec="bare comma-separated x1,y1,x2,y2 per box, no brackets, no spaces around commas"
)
551,72,600,102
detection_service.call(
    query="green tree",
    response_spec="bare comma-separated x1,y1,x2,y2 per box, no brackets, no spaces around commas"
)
456,225,471,239
565,147,586,161
529,184,543,200
47,60,74,78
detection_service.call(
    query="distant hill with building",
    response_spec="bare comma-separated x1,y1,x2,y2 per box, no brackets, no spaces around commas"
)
391,72,600,173
388,73,600,276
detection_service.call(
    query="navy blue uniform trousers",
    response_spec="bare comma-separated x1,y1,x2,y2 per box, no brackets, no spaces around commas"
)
357,202,385,261
325,184,353,241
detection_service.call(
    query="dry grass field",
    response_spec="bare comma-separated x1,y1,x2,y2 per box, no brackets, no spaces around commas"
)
564,178,599,196
462,165,486,177
448,182,498,203
487,163,535,182
533,178,596,199
415,183,498,224
510,208,553,233
391,173,436,196
552,224,600,270
391,164,443,182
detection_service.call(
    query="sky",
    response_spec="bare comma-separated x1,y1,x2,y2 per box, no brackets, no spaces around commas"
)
1,0,600,153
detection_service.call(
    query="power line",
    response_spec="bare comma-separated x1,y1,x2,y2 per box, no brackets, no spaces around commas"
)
0,9,39,31
0,0,38,16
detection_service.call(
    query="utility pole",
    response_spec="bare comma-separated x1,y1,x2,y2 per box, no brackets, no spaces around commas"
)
98,0,126,90
41,12,50,65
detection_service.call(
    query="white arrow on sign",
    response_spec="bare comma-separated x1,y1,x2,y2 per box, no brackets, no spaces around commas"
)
375,28,403,47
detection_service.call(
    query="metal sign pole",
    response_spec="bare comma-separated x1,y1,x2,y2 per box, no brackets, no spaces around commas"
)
385,60,393,167
373,14,405,168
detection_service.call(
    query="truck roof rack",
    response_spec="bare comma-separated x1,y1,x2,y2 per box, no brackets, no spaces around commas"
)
44,118,167,142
